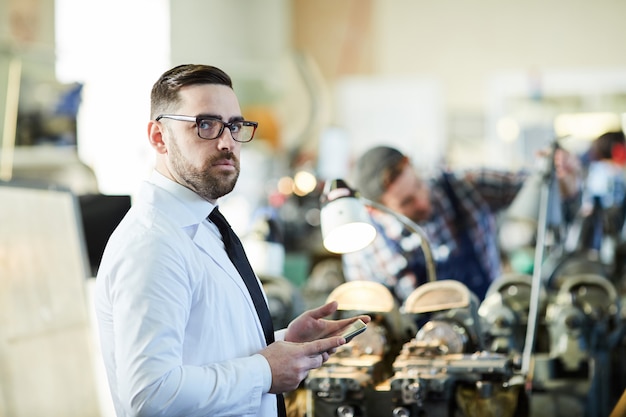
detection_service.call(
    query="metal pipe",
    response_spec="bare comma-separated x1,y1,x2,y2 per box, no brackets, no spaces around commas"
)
521,143,560,387
521,179,550,377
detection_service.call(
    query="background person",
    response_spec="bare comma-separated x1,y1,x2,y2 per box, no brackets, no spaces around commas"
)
580,131,626,213
94,64,368,417
341,145,581,303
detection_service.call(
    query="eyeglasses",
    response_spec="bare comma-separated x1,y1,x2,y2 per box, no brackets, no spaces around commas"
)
156,114,258,143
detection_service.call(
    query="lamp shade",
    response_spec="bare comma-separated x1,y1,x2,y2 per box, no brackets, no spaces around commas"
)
326,281,395,312
320,179,376,254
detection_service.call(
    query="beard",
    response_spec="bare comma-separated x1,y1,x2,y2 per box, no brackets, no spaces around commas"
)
168,139,240,201
409,208,431,224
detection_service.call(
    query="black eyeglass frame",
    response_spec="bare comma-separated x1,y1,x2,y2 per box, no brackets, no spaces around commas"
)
155,114,258,143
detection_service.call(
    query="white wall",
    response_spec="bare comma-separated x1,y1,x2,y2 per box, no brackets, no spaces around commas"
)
373,0,626,112
359,0,626,168
169,0,291,104
28,0,626,188
55,0,170,196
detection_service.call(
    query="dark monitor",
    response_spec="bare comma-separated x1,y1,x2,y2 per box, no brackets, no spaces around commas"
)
78,194,131,276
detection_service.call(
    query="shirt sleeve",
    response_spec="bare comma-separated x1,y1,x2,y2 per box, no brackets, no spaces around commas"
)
460,168,528,212
461,167,581,224
275,328,287,341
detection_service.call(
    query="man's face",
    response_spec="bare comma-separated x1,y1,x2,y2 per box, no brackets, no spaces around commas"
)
155,84,243,202
380,163,432,223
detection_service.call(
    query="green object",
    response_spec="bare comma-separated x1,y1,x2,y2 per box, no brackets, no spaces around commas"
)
510,249,535,274
283,252,311,288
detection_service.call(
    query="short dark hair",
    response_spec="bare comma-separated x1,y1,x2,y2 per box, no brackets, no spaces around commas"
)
150,64,233,119
355,146,409,201
589,131,626,161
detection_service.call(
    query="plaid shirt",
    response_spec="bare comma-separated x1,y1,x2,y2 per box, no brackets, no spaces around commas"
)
342,168,528,303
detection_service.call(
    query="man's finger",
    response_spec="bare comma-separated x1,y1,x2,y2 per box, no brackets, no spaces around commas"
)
305,336,345,356
308,301,338,319
338,315,371,327
325,315,372,336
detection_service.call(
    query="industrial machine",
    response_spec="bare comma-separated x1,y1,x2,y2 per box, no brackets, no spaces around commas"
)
308,142,626,416
305,281,415,417
389,280,526,417
540,271,622,417
478,273,549,357
306,280,528,417
479,264,624,417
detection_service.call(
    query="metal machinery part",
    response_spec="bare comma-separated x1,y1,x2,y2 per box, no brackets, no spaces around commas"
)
539,272,623,417
490,144,626,416
390,352,523,417
306,280,528,417
389,280,526,417
480,266,625,417
305,321,392,416
307,259,624,416
479,273,549,356
546,273,619,370
305,281,416,417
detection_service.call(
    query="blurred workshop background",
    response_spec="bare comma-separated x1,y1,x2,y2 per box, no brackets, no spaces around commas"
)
1,1,626,416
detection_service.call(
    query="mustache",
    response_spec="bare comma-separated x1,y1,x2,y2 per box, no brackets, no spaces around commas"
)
210,150,238,163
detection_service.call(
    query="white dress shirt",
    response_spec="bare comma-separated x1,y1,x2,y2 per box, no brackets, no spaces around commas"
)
95,171,279,417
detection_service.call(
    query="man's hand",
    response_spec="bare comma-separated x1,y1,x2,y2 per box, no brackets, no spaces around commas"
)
284,301,371,343
259,336,345,393
554,148,582,199
537,147,582,199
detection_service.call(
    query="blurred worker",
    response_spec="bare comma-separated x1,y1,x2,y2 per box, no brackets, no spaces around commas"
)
575,131,626,255
342,145,581,303
94,64,369,417
581,131,626,212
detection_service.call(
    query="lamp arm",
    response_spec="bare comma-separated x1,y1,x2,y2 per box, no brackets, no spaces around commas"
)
520,155,554,381
361,197,437,283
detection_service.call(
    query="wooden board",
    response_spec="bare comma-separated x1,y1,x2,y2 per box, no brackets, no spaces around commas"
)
0,184,100,417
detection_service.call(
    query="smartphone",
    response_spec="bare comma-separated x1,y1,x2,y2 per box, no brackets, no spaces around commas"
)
340,319,367,343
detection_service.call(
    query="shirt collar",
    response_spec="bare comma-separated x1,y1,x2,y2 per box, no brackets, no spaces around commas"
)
148,170,216,223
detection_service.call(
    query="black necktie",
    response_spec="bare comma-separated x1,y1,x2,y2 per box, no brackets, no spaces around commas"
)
209,207,286,417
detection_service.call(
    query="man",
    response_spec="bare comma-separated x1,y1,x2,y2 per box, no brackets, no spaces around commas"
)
94,64,368,417
342,145,580,303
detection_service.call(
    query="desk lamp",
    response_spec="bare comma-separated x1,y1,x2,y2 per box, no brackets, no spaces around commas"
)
319,179,436,283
